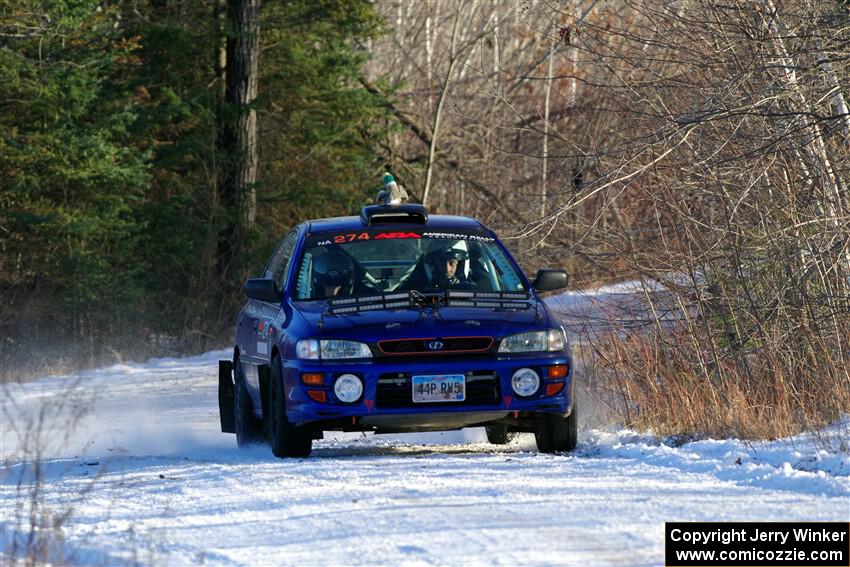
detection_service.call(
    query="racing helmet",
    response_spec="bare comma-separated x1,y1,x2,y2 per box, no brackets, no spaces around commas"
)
425,241,468,282
426,241,467,266
312,250,355,295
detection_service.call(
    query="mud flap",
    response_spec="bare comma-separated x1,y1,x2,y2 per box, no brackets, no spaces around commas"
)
219,360,236,433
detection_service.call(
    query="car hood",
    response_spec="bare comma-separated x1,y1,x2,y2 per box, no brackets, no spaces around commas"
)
293,300,553,341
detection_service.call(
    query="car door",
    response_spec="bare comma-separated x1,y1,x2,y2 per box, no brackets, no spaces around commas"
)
238,230,299,406
252,229,298,363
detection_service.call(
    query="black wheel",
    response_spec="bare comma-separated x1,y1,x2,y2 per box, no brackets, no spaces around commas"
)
234,359,264,447
534,403,577,454
268,355,312,458
485,423,515,445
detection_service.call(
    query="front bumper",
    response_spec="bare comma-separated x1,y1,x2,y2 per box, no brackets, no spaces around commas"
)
281,352,573,429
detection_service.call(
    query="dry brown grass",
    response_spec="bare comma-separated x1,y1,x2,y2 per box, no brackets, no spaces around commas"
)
595,327,850,440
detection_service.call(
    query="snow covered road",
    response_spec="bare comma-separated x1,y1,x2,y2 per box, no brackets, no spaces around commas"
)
2,350,848,565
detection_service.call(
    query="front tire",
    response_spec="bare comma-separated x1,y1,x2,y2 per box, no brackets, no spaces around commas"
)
534,403,577,454
485,423,515,445
234,359,264,447
268,355,312,458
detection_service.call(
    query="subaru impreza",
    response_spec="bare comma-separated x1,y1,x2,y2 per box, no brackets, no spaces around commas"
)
218,198,575,458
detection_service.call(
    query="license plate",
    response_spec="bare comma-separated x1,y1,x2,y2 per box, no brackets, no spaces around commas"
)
412,374,466,403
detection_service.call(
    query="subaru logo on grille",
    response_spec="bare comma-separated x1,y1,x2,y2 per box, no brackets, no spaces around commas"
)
427,340,445,351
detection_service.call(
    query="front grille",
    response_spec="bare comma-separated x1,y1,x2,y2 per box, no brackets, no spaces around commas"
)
376,371,500,409
377,336,493,355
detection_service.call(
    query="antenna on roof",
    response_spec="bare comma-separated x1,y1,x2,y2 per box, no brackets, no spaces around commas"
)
376,168,409,206
362,168,427,225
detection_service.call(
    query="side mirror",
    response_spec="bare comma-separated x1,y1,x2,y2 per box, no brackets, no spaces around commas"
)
533,269,568,292
244,278,280,303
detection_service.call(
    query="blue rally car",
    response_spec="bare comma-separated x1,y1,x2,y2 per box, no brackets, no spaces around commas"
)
218,187,575,458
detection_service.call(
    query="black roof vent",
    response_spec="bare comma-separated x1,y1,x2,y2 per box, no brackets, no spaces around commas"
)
360,204,429,226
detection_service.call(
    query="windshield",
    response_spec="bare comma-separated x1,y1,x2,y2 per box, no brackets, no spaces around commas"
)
293,228,527,300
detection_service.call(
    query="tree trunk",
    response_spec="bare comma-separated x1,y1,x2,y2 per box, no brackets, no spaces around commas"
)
759,0,849,272
218,0,261,277
541,37,555,218
422,6,461,208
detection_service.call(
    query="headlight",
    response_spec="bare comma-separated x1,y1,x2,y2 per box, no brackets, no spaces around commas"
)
296,339,373,360
320,340,372,359
546,328,566,351
511,368,540,397
334,374,363,403
296,339,320,359
498,329,566,353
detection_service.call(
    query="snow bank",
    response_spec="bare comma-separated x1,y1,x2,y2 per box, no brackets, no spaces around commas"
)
582,419,849,498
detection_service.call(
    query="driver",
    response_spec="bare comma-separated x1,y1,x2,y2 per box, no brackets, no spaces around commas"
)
312,250,355,298
425,245,469,290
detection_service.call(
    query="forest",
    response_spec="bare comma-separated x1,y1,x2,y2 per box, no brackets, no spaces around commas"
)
2,0,848,438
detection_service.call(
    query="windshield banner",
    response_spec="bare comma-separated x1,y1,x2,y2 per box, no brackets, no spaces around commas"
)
310,229,495,247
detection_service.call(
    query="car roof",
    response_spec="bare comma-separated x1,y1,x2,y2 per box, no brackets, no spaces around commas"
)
305,214,488,235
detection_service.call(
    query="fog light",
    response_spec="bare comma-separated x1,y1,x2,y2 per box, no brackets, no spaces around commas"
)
511,368,540,397
546,383,565,396
307,390,326,403
334,374,363,403
301,373,324,386
548,365,568,379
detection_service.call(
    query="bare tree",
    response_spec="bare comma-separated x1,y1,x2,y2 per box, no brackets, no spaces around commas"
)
367,0,850,437
423,4,463,207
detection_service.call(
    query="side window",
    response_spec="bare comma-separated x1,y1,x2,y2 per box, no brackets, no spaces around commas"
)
295,252,314,299
485,244,524,291
467,242,498,291
264,231,298,291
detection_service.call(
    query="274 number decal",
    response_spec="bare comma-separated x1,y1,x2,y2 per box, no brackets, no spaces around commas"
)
333,233,371,243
